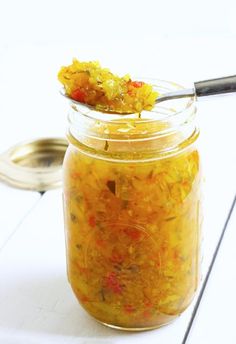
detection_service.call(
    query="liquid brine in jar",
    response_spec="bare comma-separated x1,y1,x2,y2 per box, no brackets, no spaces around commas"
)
63,80,202,331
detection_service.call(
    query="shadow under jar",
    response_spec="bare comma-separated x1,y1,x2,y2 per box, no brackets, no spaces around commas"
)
63,80,202,331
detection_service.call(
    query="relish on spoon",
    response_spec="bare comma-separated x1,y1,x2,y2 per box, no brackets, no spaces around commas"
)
58,58,158,114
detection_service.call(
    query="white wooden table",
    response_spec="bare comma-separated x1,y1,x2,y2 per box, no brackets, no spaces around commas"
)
0,41,236,344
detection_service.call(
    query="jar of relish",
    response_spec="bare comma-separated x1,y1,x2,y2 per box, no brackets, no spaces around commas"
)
63,80,202,330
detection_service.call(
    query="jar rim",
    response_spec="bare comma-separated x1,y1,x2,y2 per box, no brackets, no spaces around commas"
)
67,78,197,161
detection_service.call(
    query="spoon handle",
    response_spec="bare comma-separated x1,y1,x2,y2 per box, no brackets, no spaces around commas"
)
194,75,236,98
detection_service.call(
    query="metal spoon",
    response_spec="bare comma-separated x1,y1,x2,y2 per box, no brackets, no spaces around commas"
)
61,75,236,113
156,75,236,104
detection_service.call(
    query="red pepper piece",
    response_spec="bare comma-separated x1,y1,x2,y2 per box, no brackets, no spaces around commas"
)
110,252,123,264
105,272,122,294
88,216,96,227
142,310,151,318
76,263,88,274
71,88,86,102
130,81,144,88
70,172,80,179
81,295,90,302
173,248,181,261
124,304,135,313
96,238,105,247
124,228,142,241
144,300,153,308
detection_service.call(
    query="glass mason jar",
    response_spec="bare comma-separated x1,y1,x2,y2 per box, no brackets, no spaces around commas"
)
63,80,202,331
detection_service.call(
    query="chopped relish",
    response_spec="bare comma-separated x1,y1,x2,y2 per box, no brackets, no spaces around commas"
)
58,59,158,113
63,120,201,329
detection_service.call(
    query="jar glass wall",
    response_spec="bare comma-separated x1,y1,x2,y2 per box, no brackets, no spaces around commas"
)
63,80,202,331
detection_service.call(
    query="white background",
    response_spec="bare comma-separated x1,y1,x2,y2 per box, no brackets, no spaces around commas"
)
0,0,236,150
0,1,236,343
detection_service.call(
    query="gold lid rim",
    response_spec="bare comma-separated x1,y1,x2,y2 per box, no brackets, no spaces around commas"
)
0,137,68,191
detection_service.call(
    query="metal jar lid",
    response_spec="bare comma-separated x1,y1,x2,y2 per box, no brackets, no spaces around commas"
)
0,137,68,191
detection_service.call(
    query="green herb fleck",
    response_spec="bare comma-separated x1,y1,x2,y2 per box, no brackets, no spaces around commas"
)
70,213,78,223
114,265,122,271
122,200,129,209
106,180,116,195
104,140,109,151
165,216,176,222
127,264,140,273
100,288,106,301
148,170,154,179
75,195,83,203
71,104,78,112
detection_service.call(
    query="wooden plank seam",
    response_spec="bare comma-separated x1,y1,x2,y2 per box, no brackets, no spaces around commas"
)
182,194,236,344
0,191,45,252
